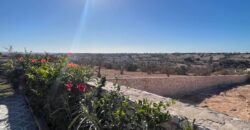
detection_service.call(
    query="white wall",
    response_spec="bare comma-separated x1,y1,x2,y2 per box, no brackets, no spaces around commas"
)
109,75,248,97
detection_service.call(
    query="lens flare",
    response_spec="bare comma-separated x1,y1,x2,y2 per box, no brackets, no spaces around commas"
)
70,0,90,53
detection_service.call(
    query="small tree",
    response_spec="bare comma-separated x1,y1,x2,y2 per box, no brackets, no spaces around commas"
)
120,65,124,75
165,67,170,77
146,62,157,75
160,65,171,77
97,66,101,77
95,54,103,77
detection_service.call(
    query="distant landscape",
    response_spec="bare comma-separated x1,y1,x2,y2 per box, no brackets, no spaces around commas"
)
65,53,250,76
2,52,250,77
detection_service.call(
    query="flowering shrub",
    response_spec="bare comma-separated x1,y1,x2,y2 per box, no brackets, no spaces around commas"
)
3,50,195,130
67,81,173,130
63,63,92,85
22,55,66,115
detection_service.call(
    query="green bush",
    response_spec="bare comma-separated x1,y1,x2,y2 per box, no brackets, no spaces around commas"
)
104,63,113,69
175,66,188,75
1,50,23,88
125,63,138,72
25,56,66,115
67,81,172,130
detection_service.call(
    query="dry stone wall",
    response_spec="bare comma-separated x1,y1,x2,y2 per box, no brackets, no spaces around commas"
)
108,75,248,97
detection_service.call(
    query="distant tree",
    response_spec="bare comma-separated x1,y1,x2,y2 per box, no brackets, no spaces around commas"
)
96,54,104,77
104,63,112,69
160,65,172,77
175,66,188,75
209,56,213,65
125,63,138,72
97,66,101,77
196,58,200,61
120,65,124,75
192,66,212,76
146,62,158,74
219,59,250,69
184,57,194,63
140,63,148,72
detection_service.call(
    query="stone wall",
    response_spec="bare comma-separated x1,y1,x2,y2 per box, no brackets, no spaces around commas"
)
97,81,250,130
108,75,248,97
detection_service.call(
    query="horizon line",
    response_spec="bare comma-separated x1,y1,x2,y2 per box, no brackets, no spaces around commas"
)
1,51,250,54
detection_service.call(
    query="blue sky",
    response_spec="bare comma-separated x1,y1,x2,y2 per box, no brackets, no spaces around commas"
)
0,0,249,53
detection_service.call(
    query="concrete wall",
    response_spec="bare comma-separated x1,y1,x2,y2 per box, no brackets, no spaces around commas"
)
108,75,248,97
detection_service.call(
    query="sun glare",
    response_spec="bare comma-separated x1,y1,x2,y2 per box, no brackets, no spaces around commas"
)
71,0,90,52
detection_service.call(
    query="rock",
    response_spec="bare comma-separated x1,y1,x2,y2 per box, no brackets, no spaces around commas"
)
230,108,237,111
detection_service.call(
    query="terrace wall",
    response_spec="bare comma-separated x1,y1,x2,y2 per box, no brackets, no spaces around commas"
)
108,75,248,97
98,81,250,130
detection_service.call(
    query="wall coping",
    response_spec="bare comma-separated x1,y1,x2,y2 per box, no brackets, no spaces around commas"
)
107,75,248,80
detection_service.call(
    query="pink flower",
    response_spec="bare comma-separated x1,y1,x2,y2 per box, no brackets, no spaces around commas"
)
67,52,73,56
65,82,73,91
77,83,87,92
40,59,47,63
31,59,37,63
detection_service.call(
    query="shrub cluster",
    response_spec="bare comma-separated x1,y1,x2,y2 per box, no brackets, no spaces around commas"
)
2,52,195,130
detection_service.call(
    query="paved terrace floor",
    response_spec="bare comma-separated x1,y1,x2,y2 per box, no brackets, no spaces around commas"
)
0,79,37,130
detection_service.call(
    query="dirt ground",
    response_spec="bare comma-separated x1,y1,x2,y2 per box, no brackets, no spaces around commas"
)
184,85,250,121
